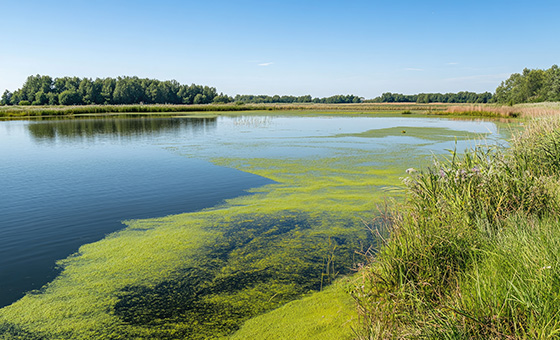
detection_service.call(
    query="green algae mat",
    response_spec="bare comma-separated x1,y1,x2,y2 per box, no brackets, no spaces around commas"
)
0,114,509,339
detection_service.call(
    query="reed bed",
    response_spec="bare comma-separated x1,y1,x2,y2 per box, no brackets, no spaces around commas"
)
445,103,560,118
2,102,559,119
354,115,560,339
0,103,451,118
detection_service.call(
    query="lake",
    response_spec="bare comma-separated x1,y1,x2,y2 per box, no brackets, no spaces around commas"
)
0,113,511,338
0,117,272,307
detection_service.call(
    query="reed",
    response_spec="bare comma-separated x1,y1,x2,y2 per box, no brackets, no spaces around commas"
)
0,102,451,118
354,115,560,339
445,103,560,118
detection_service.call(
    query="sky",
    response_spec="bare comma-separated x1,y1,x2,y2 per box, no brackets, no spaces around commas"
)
1,0,559,98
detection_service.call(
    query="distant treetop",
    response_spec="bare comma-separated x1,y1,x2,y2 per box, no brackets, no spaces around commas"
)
1,75,228,106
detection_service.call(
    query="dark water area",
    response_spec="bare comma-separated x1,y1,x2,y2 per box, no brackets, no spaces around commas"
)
0,117,272,307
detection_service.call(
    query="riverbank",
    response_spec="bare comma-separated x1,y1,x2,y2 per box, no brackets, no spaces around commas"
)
353,115,560,338
2,102,558,119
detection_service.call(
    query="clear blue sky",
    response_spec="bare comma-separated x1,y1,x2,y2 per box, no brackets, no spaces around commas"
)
1,0,559,98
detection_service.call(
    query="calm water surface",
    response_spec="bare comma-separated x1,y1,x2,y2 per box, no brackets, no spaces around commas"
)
0,117,272,307
0,115,509,308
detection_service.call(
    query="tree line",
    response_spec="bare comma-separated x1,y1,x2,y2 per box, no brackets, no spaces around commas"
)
2,66,559,106
367,91,493,104
233,94,362,104
0,75,231,106
0,75,364,106
367,65,560,104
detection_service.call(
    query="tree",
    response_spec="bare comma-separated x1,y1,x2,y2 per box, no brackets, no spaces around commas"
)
33,91,48,105
47,92,58,105
58,90,82,105
101,78,116,104
545,65,560,101
79,78,99,104
1,90,12,105
193,93,206,104
212,93,232,103
113,76,143,104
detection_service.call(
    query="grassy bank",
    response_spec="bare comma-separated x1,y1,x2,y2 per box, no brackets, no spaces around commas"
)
2,102,559,120
0,102,474,118
441,102,560,118
354,116,560,338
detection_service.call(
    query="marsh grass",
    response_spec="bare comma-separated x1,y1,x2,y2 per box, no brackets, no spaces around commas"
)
3,102,557,120
444,103,560,118
0,102,447,118
354,116,560,338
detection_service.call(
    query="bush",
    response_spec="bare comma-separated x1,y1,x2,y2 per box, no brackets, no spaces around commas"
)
18,100,31,105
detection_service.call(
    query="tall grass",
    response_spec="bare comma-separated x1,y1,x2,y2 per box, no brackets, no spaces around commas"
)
445,103,560,118
2,102,557,119
354,116,560,339
0,103,451,118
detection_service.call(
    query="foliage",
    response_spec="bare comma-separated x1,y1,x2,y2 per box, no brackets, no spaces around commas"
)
2,75,229,107
233,94,363,104
494,65,560,104
367,91,493,104
354,116,560,339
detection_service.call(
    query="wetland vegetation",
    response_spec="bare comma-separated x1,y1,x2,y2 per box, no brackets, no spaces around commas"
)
354,115,560,338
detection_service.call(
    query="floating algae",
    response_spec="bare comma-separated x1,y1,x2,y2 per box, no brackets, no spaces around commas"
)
0,114,508,339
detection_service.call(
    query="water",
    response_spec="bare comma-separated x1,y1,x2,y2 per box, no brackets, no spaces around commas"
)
0,117,272,307
0,114,509,309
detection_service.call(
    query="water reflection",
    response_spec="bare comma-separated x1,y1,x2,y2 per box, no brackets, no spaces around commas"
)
0,116,272,308
28,117,217,142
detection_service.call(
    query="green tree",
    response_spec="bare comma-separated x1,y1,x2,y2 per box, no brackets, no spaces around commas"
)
545,65,560,101
33,91,48,105
58,90,82,105
101,78,116,104
47,92,58,105
212,93,232,103
1,90,12,105
193,93,206,104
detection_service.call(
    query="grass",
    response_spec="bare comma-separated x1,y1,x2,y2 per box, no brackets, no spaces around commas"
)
3,102,559,120
353,115,560,339
0,102,462,119
442,102,560,118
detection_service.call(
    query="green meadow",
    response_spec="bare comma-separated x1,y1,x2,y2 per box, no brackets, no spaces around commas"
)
0,114,508,339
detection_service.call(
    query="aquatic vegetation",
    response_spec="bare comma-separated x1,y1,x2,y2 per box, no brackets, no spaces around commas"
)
229,278,358,340
0,115,505,338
